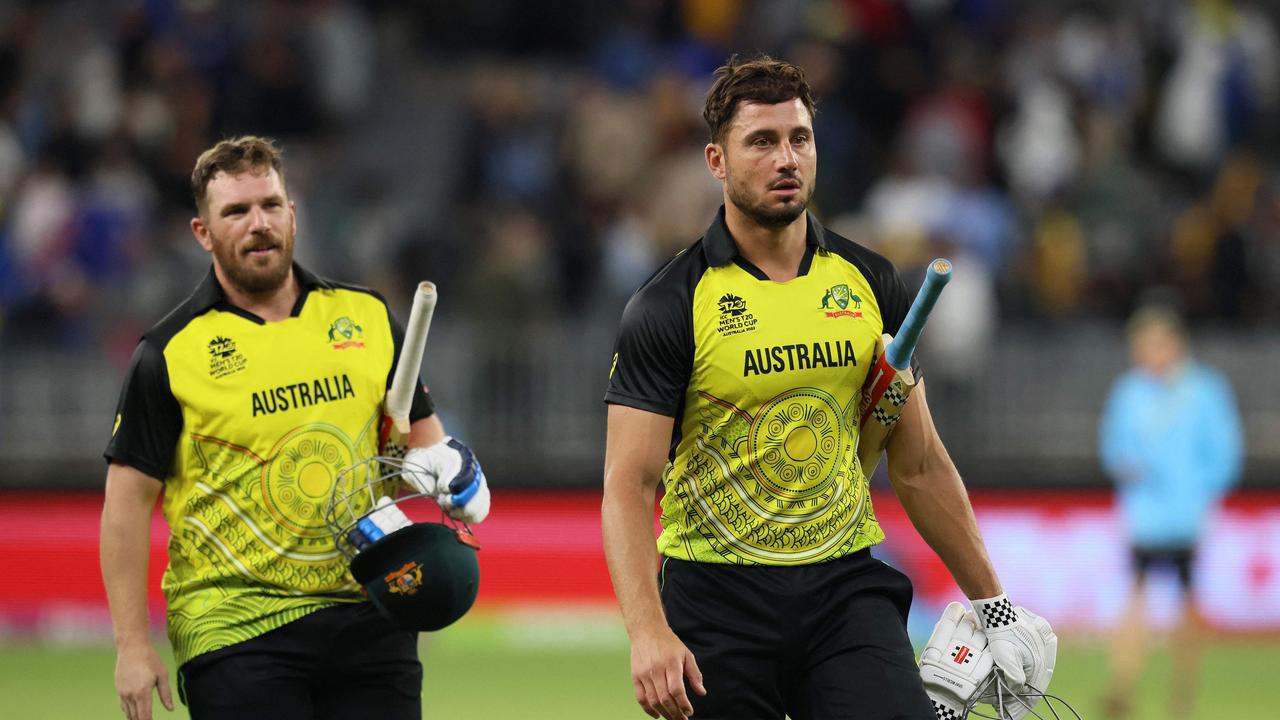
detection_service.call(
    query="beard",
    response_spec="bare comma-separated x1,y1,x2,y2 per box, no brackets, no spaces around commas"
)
725,167,813,230
210,228,294,296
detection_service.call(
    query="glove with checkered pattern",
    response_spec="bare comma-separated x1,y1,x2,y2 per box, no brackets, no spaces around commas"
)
971,594,1057,717
920,602,994,719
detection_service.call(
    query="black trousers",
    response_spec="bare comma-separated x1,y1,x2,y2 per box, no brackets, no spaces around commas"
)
178,602,422,720
660,550,934,720
1132,544,1196,590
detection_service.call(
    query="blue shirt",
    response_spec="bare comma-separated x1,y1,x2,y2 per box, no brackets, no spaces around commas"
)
1099,362,1243,547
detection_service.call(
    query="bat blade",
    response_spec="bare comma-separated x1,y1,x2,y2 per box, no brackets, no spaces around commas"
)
381,281,437,457
856,259,951,477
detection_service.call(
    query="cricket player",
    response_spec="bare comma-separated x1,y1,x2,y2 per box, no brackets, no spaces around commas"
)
602,57,1054,719
100,136,489,720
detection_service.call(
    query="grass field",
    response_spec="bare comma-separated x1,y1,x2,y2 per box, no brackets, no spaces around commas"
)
1,609,1274,719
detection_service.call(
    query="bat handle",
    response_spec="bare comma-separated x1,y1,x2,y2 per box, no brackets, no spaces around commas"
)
886,258,952,370
386,281,437,432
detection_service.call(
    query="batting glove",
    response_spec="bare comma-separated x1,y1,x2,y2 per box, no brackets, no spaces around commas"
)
402,437,491,523
971,594,1057,716
921,601,994,719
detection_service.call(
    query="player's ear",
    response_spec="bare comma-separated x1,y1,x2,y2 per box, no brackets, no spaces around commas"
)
706,142,726,181
191,215,213,252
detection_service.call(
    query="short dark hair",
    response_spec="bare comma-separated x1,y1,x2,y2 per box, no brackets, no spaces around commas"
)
702,55,816,144
191,136,286,213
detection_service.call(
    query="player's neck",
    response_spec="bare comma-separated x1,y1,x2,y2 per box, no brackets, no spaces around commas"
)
724,203,808,282
214,265,300,323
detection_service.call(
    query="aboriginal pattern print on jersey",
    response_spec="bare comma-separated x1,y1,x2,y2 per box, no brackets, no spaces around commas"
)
105,266,433,664
670,385,881,564
606,209,917,566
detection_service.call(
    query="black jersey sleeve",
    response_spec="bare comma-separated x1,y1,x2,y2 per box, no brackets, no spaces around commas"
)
878,266,912,334
604,280,694,417
385,303,436,422
103,340,183,480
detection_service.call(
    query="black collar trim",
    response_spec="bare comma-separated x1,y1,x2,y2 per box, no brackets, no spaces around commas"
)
701,207,829,269
701,205,829,275
187,262,331,320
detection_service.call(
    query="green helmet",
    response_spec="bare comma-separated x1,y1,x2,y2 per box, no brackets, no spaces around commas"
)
349,521,480,631
327,456,481,632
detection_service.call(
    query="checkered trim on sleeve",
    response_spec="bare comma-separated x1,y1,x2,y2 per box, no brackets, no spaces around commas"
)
932,698,963,719
973,595,1016,629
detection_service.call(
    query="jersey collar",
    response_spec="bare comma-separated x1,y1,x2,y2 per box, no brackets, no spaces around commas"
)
189,262,333,316
701,205,830,268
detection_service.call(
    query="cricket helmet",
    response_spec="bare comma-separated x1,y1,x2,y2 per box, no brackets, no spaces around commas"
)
326,455,481,632
963,672,1082,720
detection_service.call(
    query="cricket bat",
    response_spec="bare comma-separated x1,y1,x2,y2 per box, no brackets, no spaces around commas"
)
378,281,437,458
856,258,952,478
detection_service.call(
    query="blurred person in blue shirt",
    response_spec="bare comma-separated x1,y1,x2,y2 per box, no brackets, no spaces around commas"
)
1098,304,1243,720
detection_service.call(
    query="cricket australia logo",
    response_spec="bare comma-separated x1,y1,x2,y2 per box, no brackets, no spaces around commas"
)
716,293,758,336
385,561,423,596
819,284,863,319
208,335,247,379
328,316,365,349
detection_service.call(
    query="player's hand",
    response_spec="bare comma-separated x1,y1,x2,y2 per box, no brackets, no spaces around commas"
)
971,595,1057,713
920,602,994,718
403,437,490,523
973,606,1057,720
629,624,706,720
114,641,174,720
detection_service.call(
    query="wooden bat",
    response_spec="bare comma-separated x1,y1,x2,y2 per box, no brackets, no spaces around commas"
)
378,281,437,458
856,258,952,478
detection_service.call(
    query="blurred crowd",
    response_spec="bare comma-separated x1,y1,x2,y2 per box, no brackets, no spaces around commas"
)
2,0,1279,369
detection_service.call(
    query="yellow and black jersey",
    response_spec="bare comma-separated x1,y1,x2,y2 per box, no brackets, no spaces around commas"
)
104,264,433,666
606,208,919,566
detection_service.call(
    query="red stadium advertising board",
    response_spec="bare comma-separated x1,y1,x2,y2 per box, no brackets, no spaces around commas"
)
1,490,1277,636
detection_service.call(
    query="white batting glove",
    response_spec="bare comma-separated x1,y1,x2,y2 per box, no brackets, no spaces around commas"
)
972,607,1057,720
402,437,491,523
921,601,994,719
971,595,1057,716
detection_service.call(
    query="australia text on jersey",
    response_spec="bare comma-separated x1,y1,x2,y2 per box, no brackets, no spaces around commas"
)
251,374,356,416
743,339,857,377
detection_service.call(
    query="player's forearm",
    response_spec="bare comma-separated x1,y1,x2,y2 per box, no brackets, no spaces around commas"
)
100,475,159,649
408,413,446,448
886,383,1001,598
891,463,1001,599
602,475,667,637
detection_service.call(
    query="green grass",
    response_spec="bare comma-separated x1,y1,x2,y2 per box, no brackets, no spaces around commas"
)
1,611,1275,719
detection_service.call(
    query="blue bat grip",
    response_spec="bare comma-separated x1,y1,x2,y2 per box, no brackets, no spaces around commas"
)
885,258,952,370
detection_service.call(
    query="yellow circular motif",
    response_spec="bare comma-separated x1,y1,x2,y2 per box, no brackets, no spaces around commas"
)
747,387,845,501
298,462,333,498
784,427,817,461
682,385,875,563
261,425,356,537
